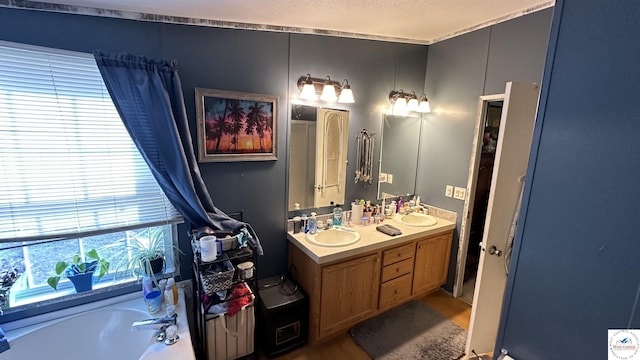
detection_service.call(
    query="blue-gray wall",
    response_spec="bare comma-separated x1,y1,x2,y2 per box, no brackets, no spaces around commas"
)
496,1,640,358
0,6,426,279
416,8,553,290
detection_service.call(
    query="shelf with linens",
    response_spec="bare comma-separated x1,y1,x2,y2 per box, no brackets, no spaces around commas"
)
190,227,258,360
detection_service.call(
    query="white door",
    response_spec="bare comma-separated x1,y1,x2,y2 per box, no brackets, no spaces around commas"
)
314,108,349,208
466,82,539,355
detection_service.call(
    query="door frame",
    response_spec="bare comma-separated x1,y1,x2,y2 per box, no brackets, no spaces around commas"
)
453,93,505,298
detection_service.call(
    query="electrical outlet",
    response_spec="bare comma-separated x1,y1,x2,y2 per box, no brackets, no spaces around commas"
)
387,174,393,184
379,172,387,183
445,185,453,197
454,187,466,200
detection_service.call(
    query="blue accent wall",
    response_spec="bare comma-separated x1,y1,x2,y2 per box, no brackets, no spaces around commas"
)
417,8,553,290
496,0,640,358
0,6,426,278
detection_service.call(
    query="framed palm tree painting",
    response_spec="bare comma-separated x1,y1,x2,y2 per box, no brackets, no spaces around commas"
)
195,88,278,162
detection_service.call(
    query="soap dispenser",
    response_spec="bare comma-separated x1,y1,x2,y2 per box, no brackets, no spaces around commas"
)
309,212,318,234
332,204,343,226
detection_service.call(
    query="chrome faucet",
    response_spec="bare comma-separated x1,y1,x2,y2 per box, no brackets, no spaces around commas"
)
131,313,180,345
131,313,177,331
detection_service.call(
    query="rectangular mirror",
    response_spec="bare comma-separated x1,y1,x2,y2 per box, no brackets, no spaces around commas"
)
377,115,421,199
289,105,349,211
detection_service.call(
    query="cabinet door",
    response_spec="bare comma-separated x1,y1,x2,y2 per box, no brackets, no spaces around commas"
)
412,233,452,295
319,253,380,336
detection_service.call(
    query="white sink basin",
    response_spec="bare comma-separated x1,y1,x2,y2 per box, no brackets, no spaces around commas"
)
394,213,438,227
306,226,361,247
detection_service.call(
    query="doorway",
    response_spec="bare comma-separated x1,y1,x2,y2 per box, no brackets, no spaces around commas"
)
460,100,503,304
455,82,540,356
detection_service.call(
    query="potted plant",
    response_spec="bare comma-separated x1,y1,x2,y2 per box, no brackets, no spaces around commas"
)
113,227,180,279
47,249,110,293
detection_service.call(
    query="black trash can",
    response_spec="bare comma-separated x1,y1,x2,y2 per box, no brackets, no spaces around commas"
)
257,275,308,357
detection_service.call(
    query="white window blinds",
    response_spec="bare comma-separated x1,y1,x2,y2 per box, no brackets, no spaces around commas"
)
0,41,183,243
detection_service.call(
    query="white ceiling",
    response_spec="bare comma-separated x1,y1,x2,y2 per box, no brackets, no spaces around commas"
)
25,0,554,44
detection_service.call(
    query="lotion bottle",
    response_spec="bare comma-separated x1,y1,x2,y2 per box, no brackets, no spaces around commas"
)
308,212,318,234
167,277,178,305
332,204,343,226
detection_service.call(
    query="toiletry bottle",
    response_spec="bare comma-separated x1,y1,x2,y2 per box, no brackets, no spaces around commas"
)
309,212,318,234
158,279,168,300
333,204,343,226
301,214,308,233
167,277,178,305
142,276,153,296
397,196,404,214
164,282,174,306
293,216,302,233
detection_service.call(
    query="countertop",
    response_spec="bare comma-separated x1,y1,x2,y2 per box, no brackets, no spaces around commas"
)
287,216,455,265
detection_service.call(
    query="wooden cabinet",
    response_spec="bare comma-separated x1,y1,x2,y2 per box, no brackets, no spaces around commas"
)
378,243,414,310
412,233,452,295
288,229,453,343
318,253,380,336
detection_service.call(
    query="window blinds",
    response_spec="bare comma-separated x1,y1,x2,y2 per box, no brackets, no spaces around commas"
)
0,41,183,243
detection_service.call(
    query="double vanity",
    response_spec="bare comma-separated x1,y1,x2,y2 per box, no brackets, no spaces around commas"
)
287,213,455,343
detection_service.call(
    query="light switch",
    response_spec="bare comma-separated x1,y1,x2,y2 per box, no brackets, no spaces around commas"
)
453,187,466,200
445,185,453,197
387,174,393,184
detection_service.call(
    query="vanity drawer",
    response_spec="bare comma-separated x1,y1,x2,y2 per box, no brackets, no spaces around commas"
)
382,243,414,266
379,274,412,310
381,258,414,282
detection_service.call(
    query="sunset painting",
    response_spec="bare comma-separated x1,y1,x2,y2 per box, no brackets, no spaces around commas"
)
196,88,277,162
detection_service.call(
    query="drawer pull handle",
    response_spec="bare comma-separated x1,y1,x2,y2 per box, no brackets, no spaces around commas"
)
394,290,399,294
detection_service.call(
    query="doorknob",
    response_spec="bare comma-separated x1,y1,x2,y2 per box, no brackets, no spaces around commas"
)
488,245,503,257
480,244,503,257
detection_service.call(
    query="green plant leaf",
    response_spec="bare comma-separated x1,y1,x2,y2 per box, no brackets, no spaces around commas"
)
86,249,99,260
97,259,110,280
47,276,60,290
73,254,81,264
55,261,68,275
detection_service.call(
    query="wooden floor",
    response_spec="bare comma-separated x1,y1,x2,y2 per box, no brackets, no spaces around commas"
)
263,290,472,360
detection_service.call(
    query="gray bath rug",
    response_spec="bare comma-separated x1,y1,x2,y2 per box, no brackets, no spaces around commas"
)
350,301,467,360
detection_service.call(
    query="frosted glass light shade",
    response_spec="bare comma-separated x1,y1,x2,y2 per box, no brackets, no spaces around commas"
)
338,88,354,103
418,99,431,113
393,97,407,115
300,82,317,100
320,84,337,101
407,98,419,112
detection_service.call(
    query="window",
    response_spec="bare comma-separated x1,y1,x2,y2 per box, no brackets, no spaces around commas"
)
0,41,183,310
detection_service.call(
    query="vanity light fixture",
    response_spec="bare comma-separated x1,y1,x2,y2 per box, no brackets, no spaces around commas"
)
296,74,355,103
407,91,419,112
389,89,431,114
299,74,317,100
320,76,338,102
418,93,431,113
338,79,355,103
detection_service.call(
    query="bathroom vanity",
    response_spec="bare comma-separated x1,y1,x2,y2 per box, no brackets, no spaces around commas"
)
287,217,455,343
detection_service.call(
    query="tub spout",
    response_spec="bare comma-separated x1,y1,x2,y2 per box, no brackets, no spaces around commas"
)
131,313,177,331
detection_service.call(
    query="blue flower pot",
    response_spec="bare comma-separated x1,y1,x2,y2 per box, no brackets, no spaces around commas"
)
68,272,94,293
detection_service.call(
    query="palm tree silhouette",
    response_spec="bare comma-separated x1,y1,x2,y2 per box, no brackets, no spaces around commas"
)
206,100,229,152
226,99,245,151
246,102,269,151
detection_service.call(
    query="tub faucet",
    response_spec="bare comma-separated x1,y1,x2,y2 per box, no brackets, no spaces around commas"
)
131,313,177,331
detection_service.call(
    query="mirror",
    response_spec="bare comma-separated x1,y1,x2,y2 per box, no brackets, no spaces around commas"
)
288,105,349,211
377,115,421,199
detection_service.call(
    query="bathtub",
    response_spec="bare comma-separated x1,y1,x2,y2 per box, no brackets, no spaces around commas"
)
1,288,195,360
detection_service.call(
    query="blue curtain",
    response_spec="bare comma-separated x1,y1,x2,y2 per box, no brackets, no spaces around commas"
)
93,51,263,255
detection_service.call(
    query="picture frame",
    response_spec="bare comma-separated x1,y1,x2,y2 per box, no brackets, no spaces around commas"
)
195,88,278,162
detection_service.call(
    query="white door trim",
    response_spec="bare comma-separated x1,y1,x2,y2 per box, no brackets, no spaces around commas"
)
453,93,504,297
